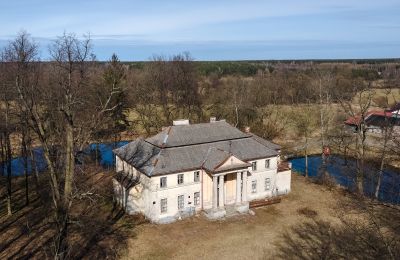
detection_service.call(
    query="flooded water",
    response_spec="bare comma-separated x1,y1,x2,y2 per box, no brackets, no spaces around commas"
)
0,141,129,176
289,155,400,204
2,142,399,205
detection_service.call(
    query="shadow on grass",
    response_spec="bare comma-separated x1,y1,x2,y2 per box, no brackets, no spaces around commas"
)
0,168,144,259
273,202,400,260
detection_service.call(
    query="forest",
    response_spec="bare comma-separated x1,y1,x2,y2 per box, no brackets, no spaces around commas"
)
1,31,400,259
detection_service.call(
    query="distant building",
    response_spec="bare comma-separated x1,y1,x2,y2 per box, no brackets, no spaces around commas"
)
388,102,400,114
344,110,400,134
113,119,291,223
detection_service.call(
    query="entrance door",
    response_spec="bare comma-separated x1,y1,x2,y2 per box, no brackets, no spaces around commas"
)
224,173,236,204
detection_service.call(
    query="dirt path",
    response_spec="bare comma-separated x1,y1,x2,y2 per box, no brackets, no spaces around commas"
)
120,174,346,260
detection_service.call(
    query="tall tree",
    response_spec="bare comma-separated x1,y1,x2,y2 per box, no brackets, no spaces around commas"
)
336,78,373,194
292,104,317,177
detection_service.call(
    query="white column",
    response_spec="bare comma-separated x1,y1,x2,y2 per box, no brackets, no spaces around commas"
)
236,171,241,204
212,176,218,210
242,171,247,202
218,175,224,208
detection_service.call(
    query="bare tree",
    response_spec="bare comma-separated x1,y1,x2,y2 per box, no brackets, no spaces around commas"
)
336,79,374,194
144,53,201,125
374,90,398,199
292,104,317,177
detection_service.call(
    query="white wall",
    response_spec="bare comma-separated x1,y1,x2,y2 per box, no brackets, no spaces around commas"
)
149,170,202,222
114,154,291,223
247,157,279,201
276,170,291,195
115,156,203,223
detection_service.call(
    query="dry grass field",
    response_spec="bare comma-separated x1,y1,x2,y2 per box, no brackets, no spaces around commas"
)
118,174,350,260
1,172,398,259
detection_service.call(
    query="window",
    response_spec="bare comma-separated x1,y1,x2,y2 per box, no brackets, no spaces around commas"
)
194,192,200,206
160,198,167,213
252,161,257,171
178,195,184,210
265,159,270,169
177,174,184,185
160,177,167,188
265,178,271,191
194,171,200,182
252,180,257,193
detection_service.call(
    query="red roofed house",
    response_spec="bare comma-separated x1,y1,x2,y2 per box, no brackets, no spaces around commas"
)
345,110,400,134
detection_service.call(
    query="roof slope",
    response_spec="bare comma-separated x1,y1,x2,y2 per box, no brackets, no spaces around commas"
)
114,122,279,176
250,133,281,150
344,111,400,127
146,121,250,148
201,148,231,172
113,139,160,175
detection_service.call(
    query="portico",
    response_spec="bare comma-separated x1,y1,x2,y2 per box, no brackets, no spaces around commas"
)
206,165,250,219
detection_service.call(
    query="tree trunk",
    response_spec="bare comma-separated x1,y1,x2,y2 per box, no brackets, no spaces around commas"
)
355,128,364,195
375,128,390,199
29,144,41,196
54,206,70,260
305,137,309,178
22,130,29,205
6,132,12,216
64,121,74,204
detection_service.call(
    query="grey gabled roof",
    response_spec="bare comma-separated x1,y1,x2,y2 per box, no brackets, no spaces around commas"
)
201,148,232,172
114,122,280,177
250,133,281,150
113,138,160,175
201,148,251,173
146,121,250,148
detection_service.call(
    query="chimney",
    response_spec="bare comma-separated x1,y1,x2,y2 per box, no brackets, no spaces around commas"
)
210,117,216,123
173,119,190,126
244,126,251,133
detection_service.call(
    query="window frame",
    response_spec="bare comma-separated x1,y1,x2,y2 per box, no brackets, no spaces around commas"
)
177,174,184,185
160,198,168,213
177,195,184,210
265,178,271,191
252,161,257,171
251,180,257,193
160,176,167,188
194,192,200,206
194,171,200,182
265,159,270,169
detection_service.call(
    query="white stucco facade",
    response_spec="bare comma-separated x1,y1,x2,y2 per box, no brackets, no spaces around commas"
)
114,154,291,223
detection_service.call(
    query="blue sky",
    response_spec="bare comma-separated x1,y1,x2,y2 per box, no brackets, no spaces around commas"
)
1,0,400,60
